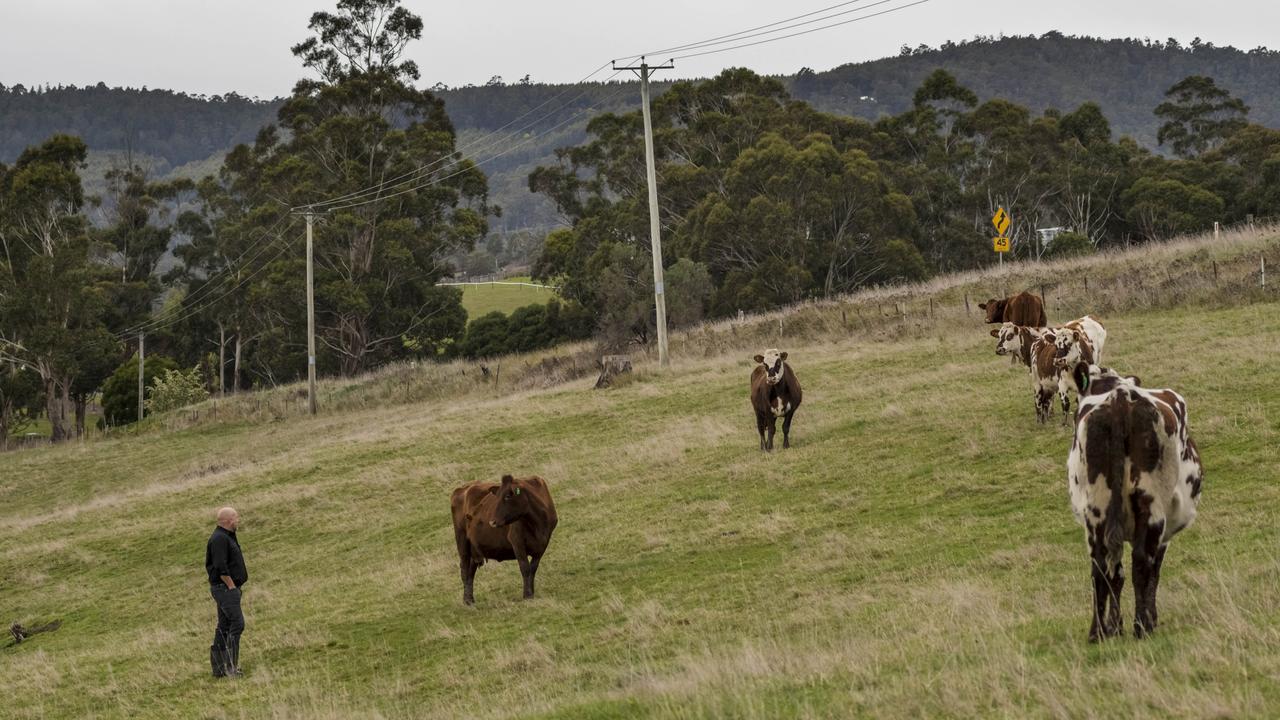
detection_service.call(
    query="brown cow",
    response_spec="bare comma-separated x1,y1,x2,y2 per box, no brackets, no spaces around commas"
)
451,474,558,606
750,349,802,451
979,292,1048,327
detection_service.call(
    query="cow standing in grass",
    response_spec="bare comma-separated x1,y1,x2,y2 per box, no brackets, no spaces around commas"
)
1067,364,1203,641
1053,315,1108,420
750,349,802,451
451,474,558,606
1054,315,1108,367
1028,332,1067,423
979,291,1048,327
992,322,1054,369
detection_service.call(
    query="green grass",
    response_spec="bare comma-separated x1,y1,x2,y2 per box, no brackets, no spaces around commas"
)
2,297,1278,719
459,276,556,321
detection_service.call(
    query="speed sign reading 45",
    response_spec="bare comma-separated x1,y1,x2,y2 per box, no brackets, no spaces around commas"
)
992,235,1010,253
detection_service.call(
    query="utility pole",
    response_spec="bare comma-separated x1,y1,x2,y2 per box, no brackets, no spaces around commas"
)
137,332,145,421
614,56,674,367
304,209,319,415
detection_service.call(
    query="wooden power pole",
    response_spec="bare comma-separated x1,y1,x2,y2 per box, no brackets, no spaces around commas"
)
614,56,674,368
137,332,145,421
304,210,319,415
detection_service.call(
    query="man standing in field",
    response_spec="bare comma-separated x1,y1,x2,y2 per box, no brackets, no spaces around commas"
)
205,506,248,677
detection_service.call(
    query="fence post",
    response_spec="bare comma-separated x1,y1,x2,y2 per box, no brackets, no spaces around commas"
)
1214,221,1220,239
1213,260,1218,284
1263,255,1267,289
964,292,970,314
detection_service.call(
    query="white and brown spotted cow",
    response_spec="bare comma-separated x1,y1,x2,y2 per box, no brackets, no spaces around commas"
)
1028,331,1070,423
1066,364,1203,642
1052,316,1108,420
992,322,1054,369
1053,315,1107,368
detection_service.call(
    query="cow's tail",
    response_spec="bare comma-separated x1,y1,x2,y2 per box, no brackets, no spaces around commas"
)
1102,391,1132,554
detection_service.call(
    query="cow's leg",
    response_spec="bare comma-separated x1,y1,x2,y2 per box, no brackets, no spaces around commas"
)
455,525,477,606
781,410,795,449
1149,543,1168,629
528,554,543,597
1088,524,1123,641
1133,515,1165,638
756,412,768,451
1059,381,1072,425
462,557,478,606
510,534,533,599
765,415,777,452
1036,388,1050,424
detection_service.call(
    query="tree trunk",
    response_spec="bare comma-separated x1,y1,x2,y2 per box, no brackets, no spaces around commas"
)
218,323,227,398
74,394,87,437
0,398,10,450
44,377,73,443
233,332,242,394
595,355,633,389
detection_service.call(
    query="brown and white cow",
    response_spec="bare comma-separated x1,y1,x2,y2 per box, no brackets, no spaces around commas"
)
750,349,802,451
1052,315,1108,418
1053,315,1107,368
979,291,1048,327
1067,364,1203,641
1028,332,1069,423
992,322,1054,369
451,474,558,606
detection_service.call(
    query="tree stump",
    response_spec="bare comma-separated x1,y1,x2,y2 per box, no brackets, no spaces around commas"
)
594,355,633,389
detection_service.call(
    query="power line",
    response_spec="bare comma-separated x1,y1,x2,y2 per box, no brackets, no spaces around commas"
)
671,0,934,61
318,78,633,212
114,214,289,338
113,216,296,339
118,212,292,335
625,0,881,59
296,61,632,211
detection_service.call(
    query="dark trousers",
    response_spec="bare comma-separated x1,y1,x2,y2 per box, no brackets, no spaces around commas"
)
209,585,244,676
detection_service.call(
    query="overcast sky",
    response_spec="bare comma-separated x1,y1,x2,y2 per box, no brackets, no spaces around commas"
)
2,0,1277,97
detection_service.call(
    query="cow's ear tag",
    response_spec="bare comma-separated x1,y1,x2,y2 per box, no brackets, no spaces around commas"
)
514,487,521,495
1081,375,1090,392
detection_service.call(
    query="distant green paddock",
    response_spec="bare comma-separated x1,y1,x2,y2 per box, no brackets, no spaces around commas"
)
454,276,558,321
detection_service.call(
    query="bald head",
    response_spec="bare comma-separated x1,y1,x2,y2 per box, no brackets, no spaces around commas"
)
216,507,240,531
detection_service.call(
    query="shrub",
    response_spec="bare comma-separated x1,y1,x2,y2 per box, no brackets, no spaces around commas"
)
1044,231,1095,259
146,367,210,414
101,355,178,426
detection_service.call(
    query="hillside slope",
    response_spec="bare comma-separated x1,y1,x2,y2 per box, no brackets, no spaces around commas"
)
5,35,1279,231
2,239,1278,717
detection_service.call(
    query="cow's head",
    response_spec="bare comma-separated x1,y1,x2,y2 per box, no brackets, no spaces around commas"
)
753,349,788,385
978,298,1007,323
992,322,1020,356
1053,328,1085,368
489,475,530,528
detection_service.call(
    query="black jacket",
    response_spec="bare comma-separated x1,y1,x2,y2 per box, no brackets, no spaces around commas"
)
205,526,248,587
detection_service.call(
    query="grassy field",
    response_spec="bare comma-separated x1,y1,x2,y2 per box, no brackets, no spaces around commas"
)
2,290,1278,717
458,276,556,321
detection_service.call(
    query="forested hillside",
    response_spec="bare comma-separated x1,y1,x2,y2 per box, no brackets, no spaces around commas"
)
4,34,1279,230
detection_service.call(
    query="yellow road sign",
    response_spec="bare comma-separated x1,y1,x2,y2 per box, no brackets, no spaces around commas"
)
993,236,1010,253
992,207,1010,236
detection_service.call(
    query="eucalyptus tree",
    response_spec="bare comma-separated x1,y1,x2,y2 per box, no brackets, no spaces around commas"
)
0,135,119,441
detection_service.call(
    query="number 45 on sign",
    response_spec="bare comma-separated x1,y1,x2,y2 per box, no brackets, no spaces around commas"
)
992,235,1010,252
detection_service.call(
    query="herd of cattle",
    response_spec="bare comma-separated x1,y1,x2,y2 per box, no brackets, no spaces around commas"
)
449,291,1205,642
981,291,1205,641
